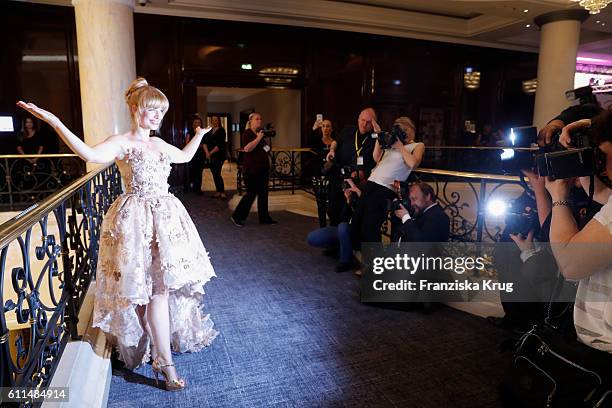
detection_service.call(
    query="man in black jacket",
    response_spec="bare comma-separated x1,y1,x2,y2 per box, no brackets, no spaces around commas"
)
393,182,450,243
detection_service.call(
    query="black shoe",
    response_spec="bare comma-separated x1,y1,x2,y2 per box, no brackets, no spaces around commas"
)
259,219,278,225
334,261,355,273
231,216,244,227
323,247,339,257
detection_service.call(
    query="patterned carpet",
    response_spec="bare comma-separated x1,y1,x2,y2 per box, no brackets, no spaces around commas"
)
106,192,512,408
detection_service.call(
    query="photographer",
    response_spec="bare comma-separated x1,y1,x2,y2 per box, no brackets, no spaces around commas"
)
325,108,377,225
393,182,449,243
545,110,612,353
306,177,363,272
359,116,425,244
231,112,277,226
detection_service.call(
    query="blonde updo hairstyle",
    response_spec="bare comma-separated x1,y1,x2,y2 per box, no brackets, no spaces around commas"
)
124,77,169,128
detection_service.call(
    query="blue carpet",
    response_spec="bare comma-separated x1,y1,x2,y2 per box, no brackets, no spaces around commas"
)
106,192,511,408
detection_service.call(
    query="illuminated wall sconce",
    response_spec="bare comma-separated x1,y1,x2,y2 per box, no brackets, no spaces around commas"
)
522,78,537,94
463,68,481,90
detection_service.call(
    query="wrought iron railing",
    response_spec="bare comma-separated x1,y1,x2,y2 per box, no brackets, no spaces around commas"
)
0,154,86,211
410,168,527,242
235,148,318,195
0,163,121,407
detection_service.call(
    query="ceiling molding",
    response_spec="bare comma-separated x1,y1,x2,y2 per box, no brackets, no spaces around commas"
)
141,0,539,52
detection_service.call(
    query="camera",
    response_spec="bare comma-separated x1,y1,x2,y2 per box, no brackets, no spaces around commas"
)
502,196,539,238
387,181,410,213
340,164,359,189
536,129,595,179
257,123,276,137
372,124,407,149
505,208,538,237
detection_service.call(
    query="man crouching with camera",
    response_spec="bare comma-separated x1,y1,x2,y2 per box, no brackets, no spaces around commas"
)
393,182,449,243
545,109,612,354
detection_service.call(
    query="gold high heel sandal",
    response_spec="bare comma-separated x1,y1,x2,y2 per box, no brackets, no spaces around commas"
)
152,358,187,391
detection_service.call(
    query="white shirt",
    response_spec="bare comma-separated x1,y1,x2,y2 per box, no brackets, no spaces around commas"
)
369,142,422,191
574,193,612,353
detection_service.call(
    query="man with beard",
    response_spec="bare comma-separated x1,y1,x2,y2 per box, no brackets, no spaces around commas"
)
394,182,449,243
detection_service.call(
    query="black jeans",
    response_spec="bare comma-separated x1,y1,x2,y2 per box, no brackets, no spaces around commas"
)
207,158,225,193
359,181,397,244
232,171,272,222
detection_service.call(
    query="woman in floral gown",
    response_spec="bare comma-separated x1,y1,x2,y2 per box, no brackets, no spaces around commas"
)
17,77,218,391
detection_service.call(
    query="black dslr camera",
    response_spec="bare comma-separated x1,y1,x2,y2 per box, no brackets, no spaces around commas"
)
340,164,359,189
387,181,410,212
372,124,407,149
505,206,539,237
536,129,595,179
257,123,276,137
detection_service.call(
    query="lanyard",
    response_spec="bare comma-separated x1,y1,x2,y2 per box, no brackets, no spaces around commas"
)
354,130,368,157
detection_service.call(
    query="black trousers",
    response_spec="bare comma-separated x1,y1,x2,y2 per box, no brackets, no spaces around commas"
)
232,171,271,222
207,158,225,193
359,181,397,244
188,160,204,192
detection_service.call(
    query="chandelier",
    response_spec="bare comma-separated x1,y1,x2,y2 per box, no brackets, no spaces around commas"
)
571,0,612,14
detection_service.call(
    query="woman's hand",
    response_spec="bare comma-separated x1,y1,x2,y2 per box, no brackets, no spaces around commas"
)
195,126,212,138
312,119,322,131
17,101,60,127
509,230,535,252
559,119,591,149
537,119,564,147
545,177,573,201
521,168,545,191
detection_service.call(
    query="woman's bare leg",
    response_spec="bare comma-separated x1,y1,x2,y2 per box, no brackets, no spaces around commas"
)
136,305,156,360
146,292,180,381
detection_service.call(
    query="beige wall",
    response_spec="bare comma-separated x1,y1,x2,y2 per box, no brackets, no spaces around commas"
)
232,89,301,149
200,89,301,154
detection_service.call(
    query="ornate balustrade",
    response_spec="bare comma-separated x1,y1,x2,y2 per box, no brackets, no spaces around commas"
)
0,154,86,211
235,148,317,195
0,163,121,406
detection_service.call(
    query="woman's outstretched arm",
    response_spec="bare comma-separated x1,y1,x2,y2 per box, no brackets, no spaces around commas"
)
155,126,211,163
17,101,121,164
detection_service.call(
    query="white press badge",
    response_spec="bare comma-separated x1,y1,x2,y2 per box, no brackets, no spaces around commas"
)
263,145,271,153
357,156,364,166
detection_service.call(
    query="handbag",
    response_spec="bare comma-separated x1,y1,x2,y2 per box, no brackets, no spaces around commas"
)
499,274,612,408
500,323,612,408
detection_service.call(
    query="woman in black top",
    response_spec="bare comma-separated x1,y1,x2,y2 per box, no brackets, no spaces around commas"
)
184,116,205,194
231,112,276,226
203,116,227,199
307,117,337,177
17,116,44,156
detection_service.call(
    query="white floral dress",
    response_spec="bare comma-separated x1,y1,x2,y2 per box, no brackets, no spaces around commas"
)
92,146,218,369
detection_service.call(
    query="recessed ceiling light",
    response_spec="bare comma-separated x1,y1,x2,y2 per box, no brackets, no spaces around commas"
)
393,80,401,85
596,20,601,23
523,9,529,13
241,64,252,70
525,24,531,28
603,22,606,26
